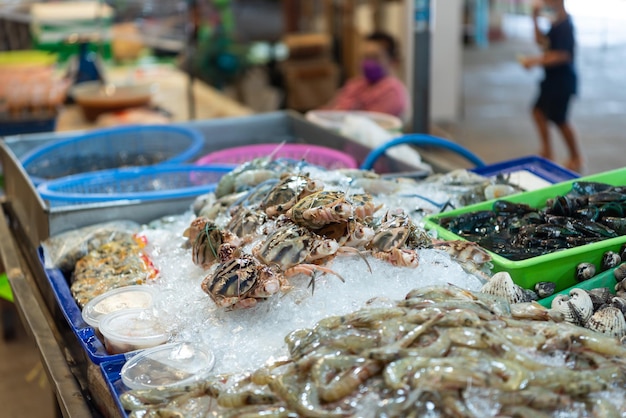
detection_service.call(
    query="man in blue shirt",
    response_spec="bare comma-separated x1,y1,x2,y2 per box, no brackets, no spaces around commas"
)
521,0,583,173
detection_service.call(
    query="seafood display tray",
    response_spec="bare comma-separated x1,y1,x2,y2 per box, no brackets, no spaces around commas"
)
41,247,128,365
471,155,579,189
537,266,618,308
2,111,415,250
423,167,626,293
100,360,130,418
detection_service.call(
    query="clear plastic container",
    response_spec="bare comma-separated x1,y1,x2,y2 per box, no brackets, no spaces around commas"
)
121,342,216,390
82,285,157,331
99,308,168,355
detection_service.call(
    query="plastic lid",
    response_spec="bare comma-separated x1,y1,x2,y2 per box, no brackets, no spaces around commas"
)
99,308,168,346
82,285,157,329
121,342,216,390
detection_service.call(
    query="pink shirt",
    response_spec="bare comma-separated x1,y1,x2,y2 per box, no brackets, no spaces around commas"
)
325,75,409,119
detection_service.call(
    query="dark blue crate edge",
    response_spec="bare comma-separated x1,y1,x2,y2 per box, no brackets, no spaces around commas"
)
39,247,127,364
471,155,579,184
101,359,131,418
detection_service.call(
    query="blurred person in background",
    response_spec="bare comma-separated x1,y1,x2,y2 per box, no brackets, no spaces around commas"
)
322,32,409,120
520,0,583,173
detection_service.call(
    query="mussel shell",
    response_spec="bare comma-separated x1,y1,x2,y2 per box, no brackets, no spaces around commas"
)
585,306,626,338
601,251,622,271
575,262,596,282
534,281,556,299
550,288,594,326
480,271,532,304
614,263,626,282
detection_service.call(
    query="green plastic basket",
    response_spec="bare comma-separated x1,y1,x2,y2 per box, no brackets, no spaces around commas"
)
423,167,626,293
537,266,617,308
0,273,13,303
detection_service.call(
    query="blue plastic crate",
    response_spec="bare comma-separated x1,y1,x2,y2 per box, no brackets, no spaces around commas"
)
0,116,57,136
41,248,127,364
20,124,206,185
101,360,130,417
37,164,233,206
471,155,579,188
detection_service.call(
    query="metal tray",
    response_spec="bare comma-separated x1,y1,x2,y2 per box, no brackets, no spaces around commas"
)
1,111,420,249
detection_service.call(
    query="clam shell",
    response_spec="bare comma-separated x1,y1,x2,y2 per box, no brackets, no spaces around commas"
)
480,271,531,304
614,263,626,282
616,278,626,293
610,296,626,316
585,306,626,338
620,243,626,265
601,251,622,271
575,262,596,282
550,288,594,326
534,281,556,299
587,287,612,311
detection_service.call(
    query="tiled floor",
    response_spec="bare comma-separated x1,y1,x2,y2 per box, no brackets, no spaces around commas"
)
0,300,56,417
448,11,626,175
2,8,626,417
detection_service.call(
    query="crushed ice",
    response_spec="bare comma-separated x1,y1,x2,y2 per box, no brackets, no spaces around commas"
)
139,213,484,375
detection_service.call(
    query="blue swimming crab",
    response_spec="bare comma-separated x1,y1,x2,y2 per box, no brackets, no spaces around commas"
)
252,223,345,285
184,217,242,269
201,254,285,310
286,190,382,230
260,173,323,218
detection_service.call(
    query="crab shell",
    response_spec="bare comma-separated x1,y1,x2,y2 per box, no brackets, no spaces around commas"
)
226,208,267,242
260,174,323,218
317,220,375,249
479,271,531,304
368,209,414,251
252,224,339,270
191,219,241,269
201,255,280,309
287,191,354,229
550,288,594,326
585,306,626,338
372,248,419,268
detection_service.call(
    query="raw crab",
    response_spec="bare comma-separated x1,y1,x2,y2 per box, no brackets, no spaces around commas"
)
260,173,323,218
316,219,376,249
432,239,492,280
201,254,285,309
184,217,242,269
366,209,431,267
252,223,345,284
226,207,267,243
287,190,382,230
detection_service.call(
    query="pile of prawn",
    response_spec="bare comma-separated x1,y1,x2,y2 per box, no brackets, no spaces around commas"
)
121,285,626,417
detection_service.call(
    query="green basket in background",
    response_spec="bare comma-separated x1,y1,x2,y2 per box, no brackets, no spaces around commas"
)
0,274,13,303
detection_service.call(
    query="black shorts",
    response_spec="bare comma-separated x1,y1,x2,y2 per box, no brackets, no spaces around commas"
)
533,86,573,125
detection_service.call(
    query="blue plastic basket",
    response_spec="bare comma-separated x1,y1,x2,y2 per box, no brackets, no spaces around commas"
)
471,155,579,185
20,124,205,185
37,164,233,206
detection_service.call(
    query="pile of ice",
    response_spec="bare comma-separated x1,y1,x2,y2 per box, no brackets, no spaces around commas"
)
141,213,484,375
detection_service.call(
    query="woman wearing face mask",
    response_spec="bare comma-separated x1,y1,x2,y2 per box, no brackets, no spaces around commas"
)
321,32,409,120
520,0,583,173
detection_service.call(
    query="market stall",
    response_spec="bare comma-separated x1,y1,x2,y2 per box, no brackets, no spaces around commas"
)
5,110,626,417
